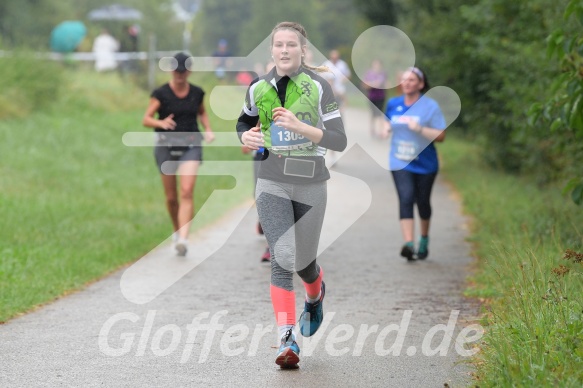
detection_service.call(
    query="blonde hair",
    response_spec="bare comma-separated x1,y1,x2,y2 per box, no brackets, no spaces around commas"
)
270,22,328,73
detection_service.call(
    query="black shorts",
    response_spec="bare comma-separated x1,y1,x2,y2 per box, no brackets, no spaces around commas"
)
370,99,385,117
154,145,203,174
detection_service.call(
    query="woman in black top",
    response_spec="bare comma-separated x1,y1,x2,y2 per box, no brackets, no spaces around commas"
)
143,52,215,256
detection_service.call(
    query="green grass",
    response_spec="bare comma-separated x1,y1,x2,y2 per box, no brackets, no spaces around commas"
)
0,52,66,119
0,69,253,323
439,136,583,386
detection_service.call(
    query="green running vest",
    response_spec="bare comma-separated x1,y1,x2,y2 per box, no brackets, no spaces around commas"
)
251,73,324,156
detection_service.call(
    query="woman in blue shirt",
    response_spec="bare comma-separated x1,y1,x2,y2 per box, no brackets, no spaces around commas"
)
384,67,446,260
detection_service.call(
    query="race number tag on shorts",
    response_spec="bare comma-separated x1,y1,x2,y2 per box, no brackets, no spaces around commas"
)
270,122,312,151
169,149,185,157
395,140,418,161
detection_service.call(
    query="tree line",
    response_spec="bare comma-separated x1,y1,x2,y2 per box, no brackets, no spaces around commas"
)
0,0,365,55
394,0,583,204
1,0,581,202
197,0,583,202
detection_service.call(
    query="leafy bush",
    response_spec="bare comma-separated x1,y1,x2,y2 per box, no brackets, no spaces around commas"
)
395,0,582,197
529,0,583,204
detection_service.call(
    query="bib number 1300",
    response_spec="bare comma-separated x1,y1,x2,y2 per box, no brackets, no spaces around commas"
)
270,122,312,150
278,131,305,142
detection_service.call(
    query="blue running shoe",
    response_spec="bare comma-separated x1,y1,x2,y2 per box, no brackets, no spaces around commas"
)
299,281,326,337
275,328,300,368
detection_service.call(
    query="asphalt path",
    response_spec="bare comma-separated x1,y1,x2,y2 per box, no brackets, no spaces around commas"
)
0,107,479,387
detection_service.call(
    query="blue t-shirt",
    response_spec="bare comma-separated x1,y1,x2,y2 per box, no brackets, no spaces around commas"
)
385,95,446,174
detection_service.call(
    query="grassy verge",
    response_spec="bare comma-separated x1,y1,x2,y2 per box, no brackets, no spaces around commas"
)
0,69,252,323
439,136,583,386
0,52,66,119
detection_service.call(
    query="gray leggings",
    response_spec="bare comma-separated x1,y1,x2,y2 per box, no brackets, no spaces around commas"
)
255,178,327,291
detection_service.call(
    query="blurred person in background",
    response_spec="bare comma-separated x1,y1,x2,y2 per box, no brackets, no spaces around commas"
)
142,52,215,256
92,28,119,72
383,67,446,261
240,59,281,263
362,59,387,139
212,38,232,81
322,49,351,110
322,49,350,166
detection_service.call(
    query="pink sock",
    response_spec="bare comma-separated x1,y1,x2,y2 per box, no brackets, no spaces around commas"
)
302,267,324,300
270,285,296,326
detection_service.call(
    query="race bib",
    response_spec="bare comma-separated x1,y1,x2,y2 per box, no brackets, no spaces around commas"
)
394,140,418,161
391,115,420,126
270,121,312,151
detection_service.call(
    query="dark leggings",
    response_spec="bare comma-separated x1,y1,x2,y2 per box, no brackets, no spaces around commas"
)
391,170,437,220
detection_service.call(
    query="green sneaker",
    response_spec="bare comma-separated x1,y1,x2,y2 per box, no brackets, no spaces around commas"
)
417,236,429,260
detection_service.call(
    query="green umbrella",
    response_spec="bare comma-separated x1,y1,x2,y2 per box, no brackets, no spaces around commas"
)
50,21,87,53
